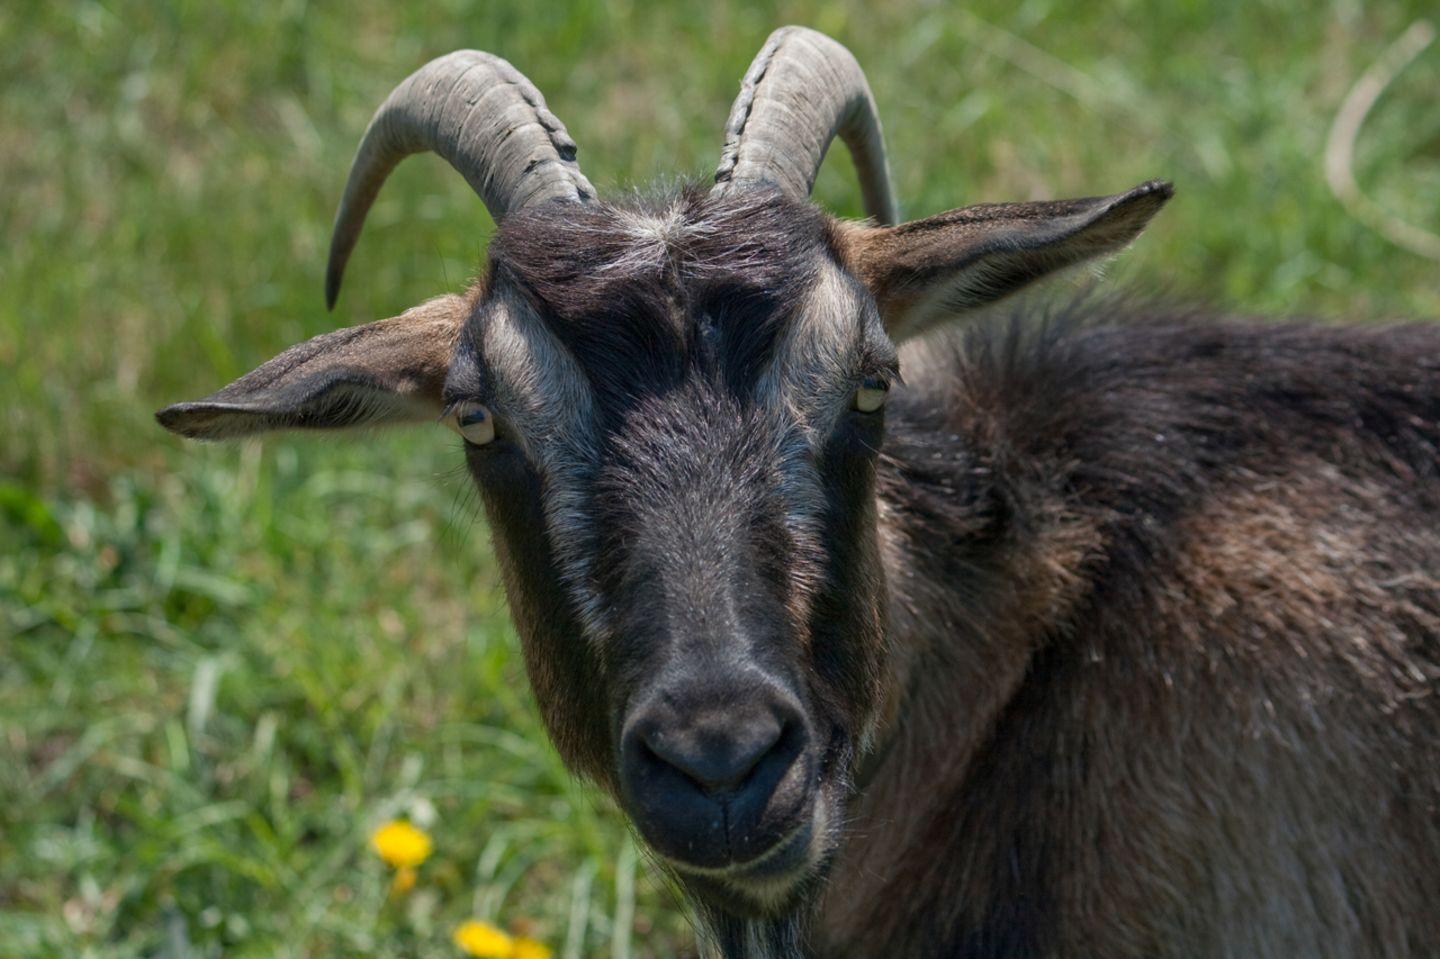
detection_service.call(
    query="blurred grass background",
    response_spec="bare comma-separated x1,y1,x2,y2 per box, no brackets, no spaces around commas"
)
2,0,1437,956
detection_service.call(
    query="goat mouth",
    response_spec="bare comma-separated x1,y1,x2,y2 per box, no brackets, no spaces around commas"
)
667,799,835,917
638,723,852,916
668,809,815,877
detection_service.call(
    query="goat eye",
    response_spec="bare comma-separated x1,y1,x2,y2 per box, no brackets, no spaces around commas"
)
446,401,496,445
852,375,890,413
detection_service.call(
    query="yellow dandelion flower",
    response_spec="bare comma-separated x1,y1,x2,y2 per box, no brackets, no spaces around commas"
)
511,937,553,959
452,920,513,958
389,865,418,895
370,820,433,869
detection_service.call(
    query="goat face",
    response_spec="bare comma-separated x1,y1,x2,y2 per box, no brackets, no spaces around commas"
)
457,189,895,911
156,27,1171,926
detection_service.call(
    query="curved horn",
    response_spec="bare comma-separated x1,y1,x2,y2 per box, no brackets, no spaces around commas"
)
326,50,595,308
712,27,897,225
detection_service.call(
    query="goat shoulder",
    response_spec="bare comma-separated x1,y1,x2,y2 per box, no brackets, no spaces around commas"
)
819,310,1440,958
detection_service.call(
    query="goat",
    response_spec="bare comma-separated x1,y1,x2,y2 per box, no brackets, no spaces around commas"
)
158,27,1440,958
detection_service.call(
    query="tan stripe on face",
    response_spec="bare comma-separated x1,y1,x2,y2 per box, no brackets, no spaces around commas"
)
482,291,596,459
758,262,868,440
481,293,611,640
750,263,873,645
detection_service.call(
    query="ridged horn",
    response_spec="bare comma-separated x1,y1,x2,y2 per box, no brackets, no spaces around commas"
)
325,50,595,308
712,27,897,224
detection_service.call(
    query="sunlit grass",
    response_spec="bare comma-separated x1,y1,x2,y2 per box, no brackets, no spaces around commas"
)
1,438,691,956
4,0,1439,955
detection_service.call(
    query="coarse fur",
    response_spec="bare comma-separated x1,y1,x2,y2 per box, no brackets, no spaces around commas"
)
158,82,1440,959
819,308,1440,956
486,194,1440,953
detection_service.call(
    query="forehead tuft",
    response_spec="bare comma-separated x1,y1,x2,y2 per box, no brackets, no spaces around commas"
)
485,186,837,396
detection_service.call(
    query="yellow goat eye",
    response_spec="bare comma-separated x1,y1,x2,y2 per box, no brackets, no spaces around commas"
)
853,375,890,413
446,401,496,445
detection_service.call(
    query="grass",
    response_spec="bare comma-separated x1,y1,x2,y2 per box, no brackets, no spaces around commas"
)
2,0,1438,956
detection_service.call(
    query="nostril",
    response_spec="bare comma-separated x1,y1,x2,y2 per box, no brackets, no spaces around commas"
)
642,713,790,795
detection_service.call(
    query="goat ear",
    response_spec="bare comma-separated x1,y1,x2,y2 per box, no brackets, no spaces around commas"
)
156,293,469,440
840,180,1172,341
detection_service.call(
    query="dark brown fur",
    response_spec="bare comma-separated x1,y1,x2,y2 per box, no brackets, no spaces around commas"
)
480,199,1440,953
160,186,1440,957
814,313,1440,956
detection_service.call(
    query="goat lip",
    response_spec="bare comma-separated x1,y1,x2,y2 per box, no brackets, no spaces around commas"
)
655,807,816,878
666,803,833,918
729,813,816,877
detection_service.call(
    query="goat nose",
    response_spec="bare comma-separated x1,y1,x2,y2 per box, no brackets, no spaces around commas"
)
623,684,806,797
619,682,814,869
643,709,786,794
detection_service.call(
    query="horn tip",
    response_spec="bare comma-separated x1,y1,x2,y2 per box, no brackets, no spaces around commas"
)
324,264,341,311
1130,179,1175,202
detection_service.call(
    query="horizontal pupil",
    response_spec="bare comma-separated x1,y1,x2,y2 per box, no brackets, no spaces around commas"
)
459,406,489,427
862,375,890,392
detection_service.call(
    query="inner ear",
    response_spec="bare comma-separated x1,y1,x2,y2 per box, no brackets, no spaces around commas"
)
156,293,471,440
838,180,1173,341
